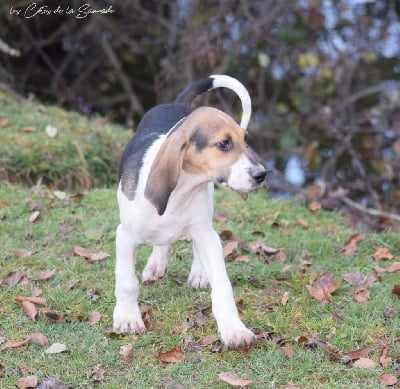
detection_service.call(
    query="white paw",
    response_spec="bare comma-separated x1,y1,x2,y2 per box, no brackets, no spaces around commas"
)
219,324,256,349
142,263,166,283
187,270,209,289
113,305,146,334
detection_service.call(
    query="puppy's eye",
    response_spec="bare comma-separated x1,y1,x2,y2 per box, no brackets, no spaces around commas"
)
216,139,233,152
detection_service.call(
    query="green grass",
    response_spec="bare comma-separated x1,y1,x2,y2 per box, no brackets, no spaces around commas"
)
0,89,130,189
0,185,399,388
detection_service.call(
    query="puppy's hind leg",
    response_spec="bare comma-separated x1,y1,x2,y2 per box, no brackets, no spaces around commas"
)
113,224,146,334
142,245,169,283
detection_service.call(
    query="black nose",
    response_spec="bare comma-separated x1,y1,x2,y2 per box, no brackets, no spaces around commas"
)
252,170,267,184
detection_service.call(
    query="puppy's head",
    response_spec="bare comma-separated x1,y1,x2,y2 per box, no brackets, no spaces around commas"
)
145,107,267,215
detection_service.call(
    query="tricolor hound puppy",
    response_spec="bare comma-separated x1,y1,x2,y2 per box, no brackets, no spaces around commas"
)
113,75,267,348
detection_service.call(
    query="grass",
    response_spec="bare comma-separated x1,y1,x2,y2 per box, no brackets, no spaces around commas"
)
0,184,399,388
0,89,130,189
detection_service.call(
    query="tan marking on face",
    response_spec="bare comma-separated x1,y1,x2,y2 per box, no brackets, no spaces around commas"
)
182,107,249,181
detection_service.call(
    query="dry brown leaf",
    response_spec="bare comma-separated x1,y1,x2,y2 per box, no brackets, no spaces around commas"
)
1,271,26,286
67,279,80,290
308,201,322,212
342,272,376,287
297,218,309,228
0,339,30,351
280,291,289,306
119,343,134,363
21,301,38,321
42,309,67,323
305,285,332,302
0,118,10,127
218,372,253,387
89,251,110,261
379,374,398,387
24,332,49,347
88,311,101,325
74,246,92,258
21,126,36,132
345,346,371,361
354,288,370,304
16,375,38,389
202,334,219,347
214,211,229,223
157,347,185,363
15,296,47,306
234,255,250,263
36,269,56,281
378,345,392,366
219,230,233,240
91,364,106,382
283,346,293,359
244,242,287,262
353,357,377,369
393,284,400,297
343,233,365,255
223,240,239,258
19,362,36,373
29,210,41,223
13,249,34,258
372,247,394,261
374,262,400,274
316,273,340,293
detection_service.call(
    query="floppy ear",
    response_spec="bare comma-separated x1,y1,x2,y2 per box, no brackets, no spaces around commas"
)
144,126,189,215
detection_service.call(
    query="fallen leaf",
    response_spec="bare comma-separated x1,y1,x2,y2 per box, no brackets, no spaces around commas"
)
372,247,394,260
45,125,58,137
21,301,38,321
45,343,67,354
24,332,48,347
316,273,340,293
244,242,287,262
305,285,332,302
308,201,321,212
280,291,289,306
74,246,91,258
214,211,228,223
87,288,101,302
21,126,36,132
74,246,110,262
0,118,10,127
223,240,239,257
157,347,185,363
218,372,253,387
345,346,371,361
383,304,399,318
353,357,377,369
234,255,250,263
88,311,101,325
0,339,30,351
380,374,398,387
16,375,38,389
374,262,400,274
219,230,233,240
283,346,293,359
392,284,400,297
15,296,47,306
202,334,219,347
39,378,71,388
297,218,309,228
67,279,80,290
29,210,41,223
354,288,370,304
1,271,26,286
36,269,56,281
13,249,34,258
342,271,376,287
343,233,365,255
119,344,134,363
378,345,392,366
91,364,106,382
19,362,36,373
42,309,67,323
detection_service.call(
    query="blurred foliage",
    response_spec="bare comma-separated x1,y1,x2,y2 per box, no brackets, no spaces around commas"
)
0,0,399,214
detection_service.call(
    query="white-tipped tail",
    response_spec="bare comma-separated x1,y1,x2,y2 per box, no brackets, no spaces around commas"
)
210,74,252,130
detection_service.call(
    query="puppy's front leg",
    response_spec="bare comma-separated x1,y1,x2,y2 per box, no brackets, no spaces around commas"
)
192,228,255,348
113,224,146,334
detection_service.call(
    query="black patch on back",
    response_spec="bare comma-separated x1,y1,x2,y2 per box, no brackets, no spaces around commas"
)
119,103,195,200
190,128,208,151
